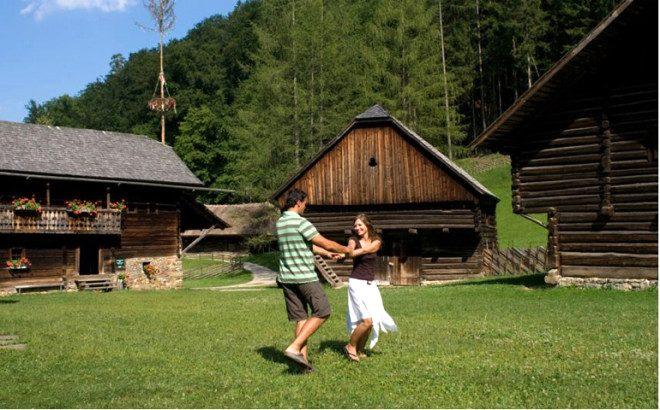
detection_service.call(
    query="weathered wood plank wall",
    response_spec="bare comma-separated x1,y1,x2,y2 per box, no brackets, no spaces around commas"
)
118,210,180,258
286,126,476,206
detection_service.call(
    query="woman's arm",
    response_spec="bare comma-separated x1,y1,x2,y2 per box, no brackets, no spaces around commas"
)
349,239,381,257
340,238,357,259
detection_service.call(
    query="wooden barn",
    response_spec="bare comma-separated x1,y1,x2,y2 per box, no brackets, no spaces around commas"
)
0,121,227,294
181,202,278,253
468,0,657,288
272,105,499,284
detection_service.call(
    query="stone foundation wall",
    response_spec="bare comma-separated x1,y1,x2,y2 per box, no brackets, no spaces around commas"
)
123,255,183,290
545,269,657,290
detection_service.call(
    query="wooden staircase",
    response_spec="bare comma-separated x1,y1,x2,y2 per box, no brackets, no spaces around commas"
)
314,255,342,288
0,335,27,351
75,274,117,291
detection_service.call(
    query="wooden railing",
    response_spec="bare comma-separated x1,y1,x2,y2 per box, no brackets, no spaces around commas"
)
0,206,122,234
483,246,548,275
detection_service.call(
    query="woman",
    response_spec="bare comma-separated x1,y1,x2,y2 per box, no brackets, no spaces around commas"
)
343,214,397,362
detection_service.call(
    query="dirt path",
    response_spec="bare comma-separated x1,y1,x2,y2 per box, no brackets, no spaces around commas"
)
192,262,277,291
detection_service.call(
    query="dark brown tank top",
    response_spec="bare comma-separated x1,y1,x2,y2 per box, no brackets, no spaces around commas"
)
350,238,377,281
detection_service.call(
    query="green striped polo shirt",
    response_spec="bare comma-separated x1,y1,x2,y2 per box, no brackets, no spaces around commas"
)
276,211,319,284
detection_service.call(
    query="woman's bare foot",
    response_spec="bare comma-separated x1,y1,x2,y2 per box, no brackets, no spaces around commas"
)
344,344,360,362
357,351,367,359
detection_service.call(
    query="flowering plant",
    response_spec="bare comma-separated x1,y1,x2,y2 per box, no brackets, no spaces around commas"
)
65,200,99,217
109,199,127,212
143,264,159,278
5,257,31,270
12,197,42,213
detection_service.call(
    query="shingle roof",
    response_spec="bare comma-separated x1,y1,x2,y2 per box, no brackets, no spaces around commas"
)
0,121,203,187
272,105,498,202
355,104,390,120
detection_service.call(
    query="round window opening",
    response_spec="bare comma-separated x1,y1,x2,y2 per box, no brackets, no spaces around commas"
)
368,156,378,167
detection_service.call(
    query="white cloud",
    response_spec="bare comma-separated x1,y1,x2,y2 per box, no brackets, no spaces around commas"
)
21,0,136,21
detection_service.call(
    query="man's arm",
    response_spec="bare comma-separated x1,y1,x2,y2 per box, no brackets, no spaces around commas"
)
312,245,335,258
311,234,350,254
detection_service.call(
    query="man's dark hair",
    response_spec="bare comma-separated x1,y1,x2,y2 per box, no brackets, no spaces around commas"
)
283,188,307,211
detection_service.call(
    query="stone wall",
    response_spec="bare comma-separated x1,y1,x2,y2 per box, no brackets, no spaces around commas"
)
545,269,657,290
123,255,183,290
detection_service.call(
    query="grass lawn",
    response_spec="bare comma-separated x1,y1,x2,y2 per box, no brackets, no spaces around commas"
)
182,256,228,272
244,251,279,271
0,277,656,408
456,154,548,248
181,273,253,289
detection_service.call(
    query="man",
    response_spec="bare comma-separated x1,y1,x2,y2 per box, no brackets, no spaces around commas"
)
276,188,349,372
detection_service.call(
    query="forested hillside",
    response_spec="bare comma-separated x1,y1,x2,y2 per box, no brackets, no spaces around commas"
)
25,0,617,202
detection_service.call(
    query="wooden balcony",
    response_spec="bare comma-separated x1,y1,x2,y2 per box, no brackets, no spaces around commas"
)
0,206,122,235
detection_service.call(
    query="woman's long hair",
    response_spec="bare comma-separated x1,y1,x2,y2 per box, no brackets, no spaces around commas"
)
354,213,380,242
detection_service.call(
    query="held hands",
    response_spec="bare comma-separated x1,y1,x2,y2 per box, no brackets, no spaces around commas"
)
329,252,344,261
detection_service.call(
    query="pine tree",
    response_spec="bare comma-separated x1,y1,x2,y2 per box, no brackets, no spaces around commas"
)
367,0,465,153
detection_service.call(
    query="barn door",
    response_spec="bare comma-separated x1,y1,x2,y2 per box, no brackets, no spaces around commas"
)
375,256,389,282
78,244,100,275
389,256,421,285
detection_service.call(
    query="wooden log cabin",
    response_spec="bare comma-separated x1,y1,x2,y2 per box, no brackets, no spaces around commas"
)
0,121,227,294
468,0,657,288
272,105,499,284
182,202,278,253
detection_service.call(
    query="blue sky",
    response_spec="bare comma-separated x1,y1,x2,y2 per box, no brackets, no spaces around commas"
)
0,0,239,122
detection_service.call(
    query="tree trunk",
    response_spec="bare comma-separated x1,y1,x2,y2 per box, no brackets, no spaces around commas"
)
497,73,503,114
159,36,166,145
512,37,519,100
318,0,325,148
475,0,487,132
438,0,452,159
292,0,300,166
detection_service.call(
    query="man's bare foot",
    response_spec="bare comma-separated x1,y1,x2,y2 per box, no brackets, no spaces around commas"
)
357,351,367,359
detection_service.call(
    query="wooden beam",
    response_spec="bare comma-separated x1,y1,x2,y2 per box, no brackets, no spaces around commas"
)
561,265,657,279
519,213,548,229
181,225,216,254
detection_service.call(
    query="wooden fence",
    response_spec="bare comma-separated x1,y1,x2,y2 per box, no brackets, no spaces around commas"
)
182,254,244,280
483,246,548,275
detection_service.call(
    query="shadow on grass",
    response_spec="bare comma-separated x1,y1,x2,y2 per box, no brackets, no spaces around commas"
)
318,339,382,360
256,346,306,375
443,273,549,289
0,299,18,304
318,339,345,356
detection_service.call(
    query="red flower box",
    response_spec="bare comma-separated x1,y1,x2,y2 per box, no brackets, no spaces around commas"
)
12,197,42,215
65,200,99,218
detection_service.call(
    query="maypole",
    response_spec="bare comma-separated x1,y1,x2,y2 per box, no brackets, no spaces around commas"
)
139,0,176,144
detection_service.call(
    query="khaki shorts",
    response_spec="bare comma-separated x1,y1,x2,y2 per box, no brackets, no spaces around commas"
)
280,281,332,322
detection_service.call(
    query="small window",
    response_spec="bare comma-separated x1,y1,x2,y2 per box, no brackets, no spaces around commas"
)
368,156,378,167
10,248,24,260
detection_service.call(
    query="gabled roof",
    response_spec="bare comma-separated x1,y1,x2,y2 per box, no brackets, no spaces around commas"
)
272,104,498,202
468,0,652,150
179,196,230,230
182,202,278,237
0,121,205,189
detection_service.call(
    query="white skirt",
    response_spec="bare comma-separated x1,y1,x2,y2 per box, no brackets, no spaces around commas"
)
346,277,398,349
